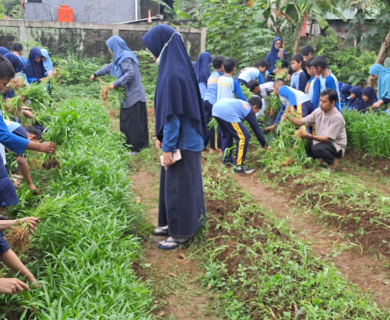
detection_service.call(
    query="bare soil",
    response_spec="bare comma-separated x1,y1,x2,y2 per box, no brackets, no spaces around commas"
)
342,148,390,177
234,174,390,309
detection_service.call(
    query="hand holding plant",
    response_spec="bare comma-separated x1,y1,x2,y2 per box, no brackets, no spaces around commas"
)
0,278,30,296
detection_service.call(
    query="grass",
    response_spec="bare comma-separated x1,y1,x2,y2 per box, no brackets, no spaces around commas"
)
343,109,390,158
193,158,389,319
0,93,154,318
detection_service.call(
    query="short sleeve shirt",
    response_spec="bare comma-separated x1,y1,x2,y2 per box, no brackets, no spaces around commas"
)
0,232,10,255
301,107,347,155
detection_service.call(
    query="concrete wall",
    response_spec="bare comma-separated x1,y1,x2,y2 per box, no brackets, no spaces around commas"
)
24,0,138,24
0,20,206,60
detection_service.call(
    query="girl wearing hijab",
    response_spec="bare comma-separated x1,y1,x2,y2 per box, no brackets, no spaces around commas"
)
369,64,390,115
194,52,212,100
90,36,148,154
40,49,54,75
265,37,289,82
357,87,378,113
142,25,207,250
24,48,47,85
340,84,352,103
2,53,25,100
348,86,362,109
0,47,10,56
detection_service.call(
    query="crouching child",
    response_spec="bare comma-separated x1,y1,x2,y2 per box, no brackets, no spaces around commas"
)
212,96,271,174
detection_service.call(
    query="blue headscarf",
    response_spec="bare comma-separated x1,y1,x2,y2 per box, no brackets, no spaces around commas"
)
348,86,362,108
0,47,10,56
192,61,196,69
3,53,24,73
142,25,207,141
267,37,288,70
24,47,45,79
40,48,53,73
194,52,212,84
340,84,352,95
357,86,378,112
370,64,390,100
106,36,139,79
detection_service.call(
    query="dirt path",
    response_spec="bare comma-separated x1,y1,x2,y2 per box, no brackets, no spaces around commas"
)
131,171,215,320
234,174,390,309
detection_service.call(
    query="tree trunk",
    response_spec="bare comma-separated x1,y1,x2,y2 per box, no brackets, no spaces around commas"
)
294,22,302,54
367,29,390,87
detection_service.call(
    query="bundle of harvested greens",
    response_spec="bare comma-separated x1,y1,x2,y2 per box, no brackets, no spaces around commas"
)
5,195,69,253
265,92,281,116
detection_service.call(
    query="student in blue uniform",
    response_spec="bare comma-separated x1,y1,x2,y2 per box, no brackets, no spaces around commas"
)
203,55,225,154
24,47,48,85
217,58,247,101
265,37,289,82
369,64,390,114
237,60,269,86
265,79,313,133
305,57,320,112
311,56,341,112
0,55,57,294
41,49,54,75
0,47,10,56
5,121,42,191
357,87,378,113
290,54,307,93
212,96,270,174
10,43,27,66
142,25,207,250
194,52,212,100
340,84,352,109
347,86,362,109
2,53,25,101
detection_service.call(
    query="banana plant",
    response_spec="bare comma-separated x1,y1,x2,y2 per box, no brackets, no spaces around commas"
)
259,0,346,53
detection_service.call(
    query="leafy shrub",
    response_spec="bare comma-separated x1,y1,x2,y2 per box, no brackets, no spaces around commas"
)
194,0,274,68
343,109,390,158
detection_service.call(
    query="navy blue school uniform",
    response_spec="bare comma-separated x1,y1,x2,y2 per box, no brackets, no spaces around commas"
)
0,111,29,208
212,99,268,166
203,70,224,149
348,86,362,109
291,70,307,93
194,52,212,100
142,25,207,241
357,87,378,113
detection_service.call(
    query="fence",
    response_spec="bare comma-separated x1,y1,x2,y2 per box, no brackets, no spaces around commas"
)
0,20,206,60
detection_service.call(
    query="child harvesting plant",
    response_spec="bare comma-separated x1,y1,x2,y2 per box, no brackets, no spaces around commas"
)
0,216,40,294
265,79,313,133
4,121,42,191
90,36,149,155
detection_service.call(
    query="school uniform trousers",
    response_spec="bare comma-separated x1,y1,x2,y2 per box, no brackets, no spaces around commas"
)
214,118,250,166
203,100,221,149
